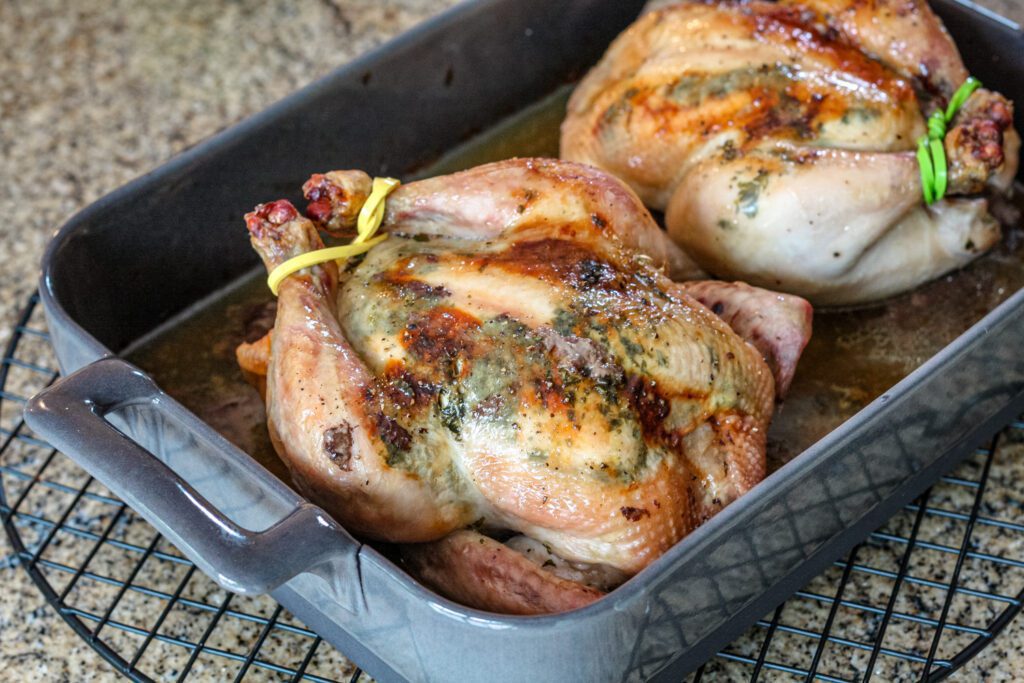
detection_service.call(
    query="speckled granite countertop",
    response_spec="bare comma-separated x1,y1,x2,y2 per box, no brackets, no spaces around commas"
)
1,0,1022,681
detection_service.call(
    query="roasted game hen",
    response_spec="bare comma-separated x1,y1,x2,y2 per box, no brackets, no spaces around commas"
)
562,0,1020,305
240,159,811,613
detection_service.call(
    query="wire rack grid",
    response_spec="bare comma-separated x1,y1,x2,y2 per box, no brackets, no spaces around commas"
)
1,293,1023,682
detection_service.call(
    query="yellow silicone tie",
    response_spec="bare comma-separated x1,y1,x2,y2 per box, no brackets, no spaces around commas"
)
353,177,400,243
267,177,400,295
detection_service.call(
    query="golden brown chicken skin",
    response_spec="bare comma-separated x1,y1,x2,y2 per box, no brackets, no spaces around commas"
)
242,159,811,611
562,0,1019,305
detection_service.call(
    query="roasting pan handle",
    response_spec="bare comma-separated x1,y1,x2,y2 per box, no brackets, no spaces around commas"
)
23,358,362,600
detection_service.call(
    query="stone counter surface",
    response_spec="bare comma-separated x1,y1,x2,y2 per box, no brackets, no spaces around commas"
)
0,0,1021,680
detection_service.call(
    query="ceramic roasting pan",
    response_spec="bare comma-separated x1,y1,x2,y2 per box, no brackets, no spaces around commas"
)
23,1,1024,680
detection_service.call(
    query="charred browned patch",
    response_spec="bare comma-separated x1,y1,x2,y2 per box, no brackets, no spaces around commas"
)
400,307,481,363
627,376,672,435
743,84,827,142
602,3,916,154
379,360,438,409
746,7,910,97
530,375,571,415
472,393,507,419
323,423,354,471
476,239,622,292
403,280,451,299
576,259,618,288
375,413,412,454
620,506,650,521
632,68,851,150
375,272,451,300
625,375,709,448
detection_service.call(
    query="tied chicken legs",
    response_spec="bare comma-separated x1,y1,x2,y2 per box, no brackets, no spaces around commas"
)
241,159,811,613
561,0,1020,305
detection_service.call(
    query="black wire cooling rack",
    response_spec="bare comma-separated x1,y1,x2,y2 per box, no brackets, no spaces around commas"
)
2,292,1023,682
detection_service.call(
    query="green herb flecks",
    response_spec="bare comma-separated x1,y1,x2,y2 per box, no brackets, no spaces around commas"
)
437,385,466,438
601,87,639,127
840,107,881,125
736,170,770,219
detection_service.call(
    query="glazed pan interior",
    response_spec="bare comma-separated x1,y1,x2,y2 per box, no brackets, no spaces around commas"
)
44,0,1024,554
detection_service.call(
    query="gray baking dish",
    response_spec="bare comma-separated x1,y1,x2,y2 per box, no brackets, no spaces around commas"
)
23,0,1024,680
